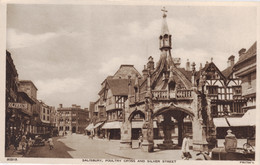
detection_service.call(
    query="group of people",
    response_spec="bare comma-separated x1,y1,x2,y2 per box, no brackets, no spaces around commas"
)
7,132,55,154
8,133,33,154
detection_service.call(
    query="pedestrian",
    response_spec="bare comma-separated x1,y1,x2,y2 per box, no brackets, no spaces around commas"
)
108,132,110,141
181,133,192,160
47,136,54,150
138,134,143,148
20,135,27,154
14,135,20,151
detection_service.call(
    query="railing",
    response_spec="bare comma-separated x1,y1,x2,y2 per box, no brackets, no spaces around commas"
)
152,90,168,100
176,89,192,99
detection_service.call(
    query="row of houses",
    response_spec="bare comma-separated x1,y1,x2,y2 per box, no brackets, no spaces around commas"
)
5,51,56,149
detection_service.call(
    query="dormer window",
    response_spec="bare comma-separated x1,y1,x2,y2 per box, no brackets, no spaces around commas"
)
164,34,168,38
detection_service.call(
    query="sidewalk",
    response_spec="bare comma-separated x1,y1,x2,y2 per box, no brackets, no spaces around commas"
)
5,145,31,157
105,145,198,160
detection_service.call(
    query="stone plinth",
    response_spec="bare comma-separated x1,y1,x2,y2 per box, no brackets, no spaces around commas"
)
141,139,154,152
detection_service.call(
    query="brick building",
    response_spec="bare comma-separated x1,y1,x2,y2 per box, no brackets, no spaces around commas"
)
57,104,89,134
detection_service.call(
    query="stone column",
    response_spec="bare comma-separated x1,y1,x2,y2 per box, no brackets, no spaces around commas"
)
141,92,154,152
192,91,208,151
162,113,174,147
141,119,154,152
120,120,132,149
120,99,132,149
177,119,183,146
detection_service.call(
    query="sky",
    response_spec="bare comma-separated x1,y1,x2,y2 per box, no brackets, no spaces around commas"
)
6,4,257,109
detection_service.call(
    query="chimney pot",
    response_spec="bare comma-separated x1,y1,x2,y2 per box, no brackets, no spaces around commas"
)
238,48,246,57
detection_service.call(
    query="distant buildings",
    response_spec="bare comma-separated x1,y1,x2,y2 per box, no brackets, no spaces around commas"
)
57,104,89,135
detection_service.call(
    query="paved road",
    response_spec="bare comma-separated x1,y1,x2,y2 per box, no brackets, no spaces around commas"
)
57,134,119,158
26,134,118,159
26,137,73,158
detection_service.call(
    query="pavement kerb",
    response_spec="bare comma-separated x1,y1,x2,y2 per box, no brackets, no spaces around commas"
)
105,150,132,159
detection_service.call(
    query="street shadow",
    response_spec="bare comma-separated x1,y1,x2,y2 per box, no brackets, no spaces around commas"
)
25,137,75,158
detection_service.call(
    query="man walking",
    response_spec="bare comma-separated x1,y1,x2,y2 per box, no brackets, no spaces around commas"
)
181,133,192,160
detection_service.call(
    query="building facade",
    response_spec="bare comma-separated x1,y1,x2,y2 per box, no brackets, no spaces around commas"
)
6,51,19,149
88,65,142,140
57,104,89,134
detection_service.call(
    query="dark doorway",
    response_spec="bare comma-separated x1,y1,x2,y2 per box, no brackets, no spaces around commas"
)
72,127,76,133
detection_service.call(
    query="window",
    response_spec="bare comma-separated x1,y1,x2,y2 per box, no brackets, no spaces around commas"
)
233,86,241,95
116,96,126,109
47,110,49,114
59,126,63,131
227,87,233,100
43,115,45,120
43,108,45,113
47,116,49,121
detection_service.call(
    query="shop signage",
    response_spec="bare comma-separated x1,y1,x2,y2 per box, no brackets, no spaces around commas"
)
8,102,27,109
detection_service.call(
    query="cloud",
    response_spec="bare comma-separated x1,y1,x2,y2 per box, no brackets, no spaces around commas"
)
7,28,81,49
7,28,57,48
35,77,86,96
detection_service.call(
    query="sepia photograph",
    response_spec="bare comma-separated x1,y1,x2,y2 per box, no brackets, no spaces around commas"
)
1,1,259,164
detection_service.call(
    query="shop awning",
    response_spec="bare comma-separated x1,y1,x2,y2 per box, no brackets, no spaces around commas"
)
232,110,256,126
102,121,122,129
85,123,94,131
93,122,104,129
213,110,256,127
213,118,230,127
131,121,158,128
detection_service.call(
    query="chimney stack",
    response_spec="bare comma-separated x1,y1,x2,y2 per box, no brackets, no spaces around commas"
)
238,48,246,58
142,65,148,79
59,104,63,108
72,104,76,108
227,55,235,67
186,59,190,71
199,63,202,70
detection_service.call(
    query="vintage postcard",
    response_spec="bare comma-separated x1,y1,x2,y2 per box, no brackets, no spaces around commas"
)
0,0,259,164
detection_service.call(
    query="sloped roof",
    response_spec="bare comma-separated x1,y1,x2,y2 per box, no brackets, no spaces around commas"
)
178,68,193,81
222,66,233,78
235,41,257,66
107,79,135,96
113,65,141,79
196,62,226,81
